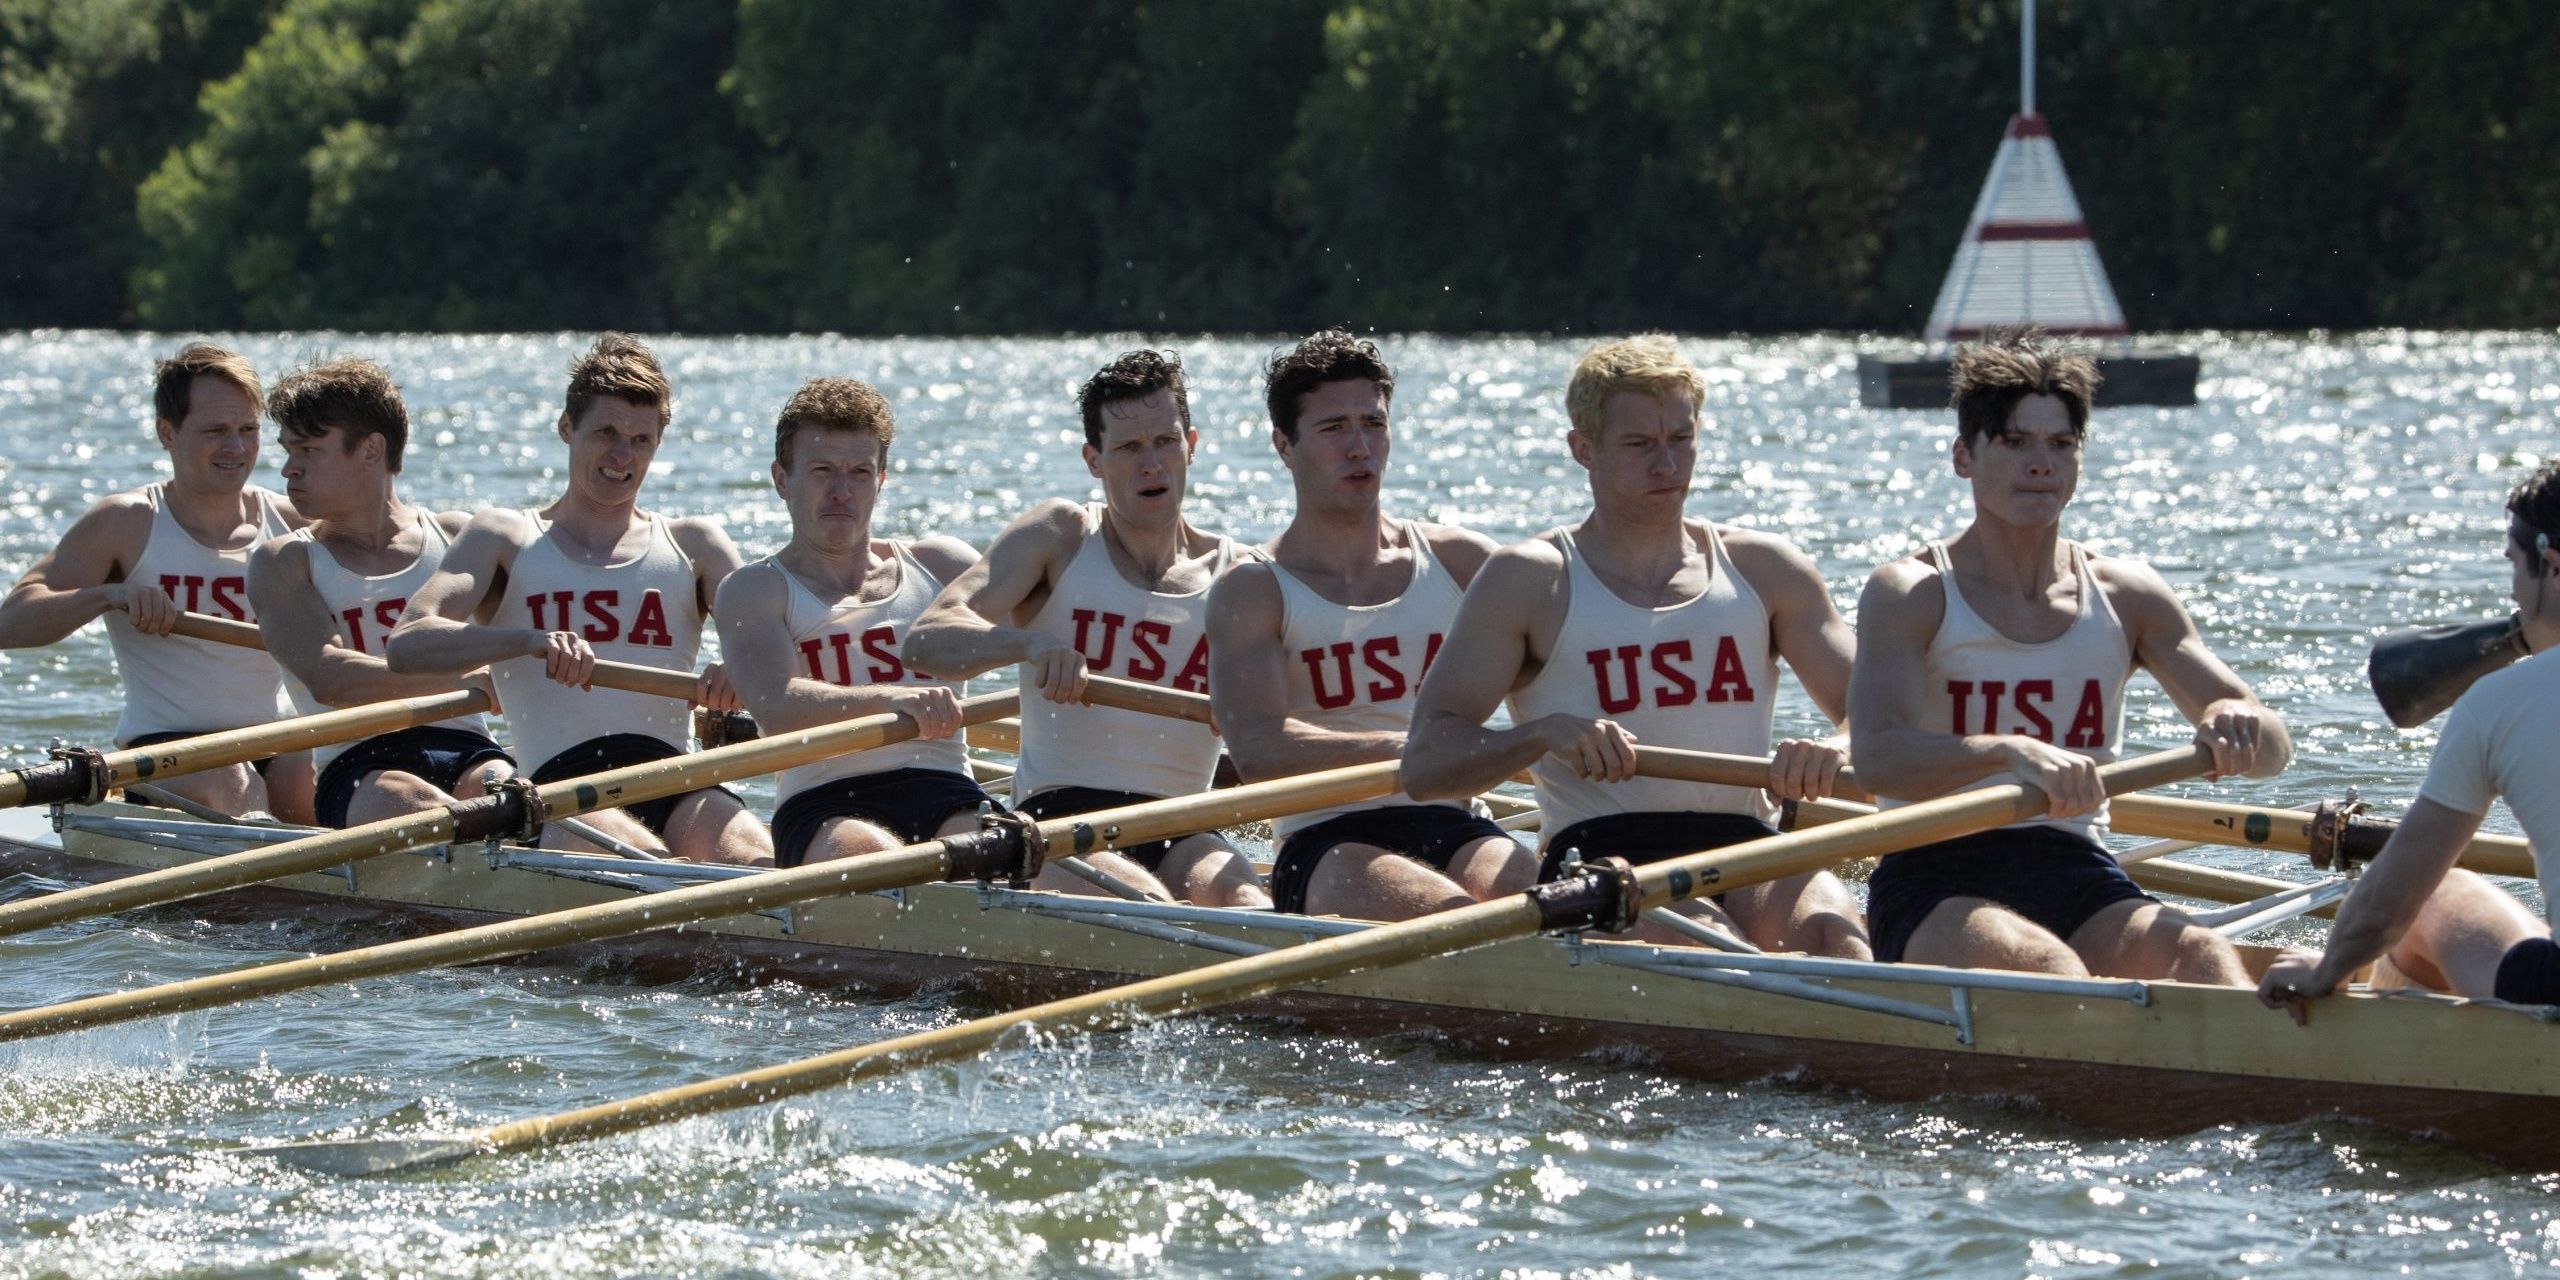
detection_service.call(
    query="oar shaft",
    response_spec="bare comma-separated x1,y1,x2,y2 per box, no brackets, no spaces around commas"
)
172,612,703,702
0,761,1401,1042
2110,793,2532,881
0,691,1020,940
392,747,2205,1169
0,690,493,810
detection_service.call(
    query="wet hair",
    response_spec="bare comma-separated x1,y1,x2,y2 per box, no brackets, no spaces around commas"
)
152,342,262,426
1077,349,1192,448
1948,326,2100,448
773,377,895,470
267,358,410,472
1565,335,1707,440
2507,460,2560,577
563,332,671,428
1264,328,1393,442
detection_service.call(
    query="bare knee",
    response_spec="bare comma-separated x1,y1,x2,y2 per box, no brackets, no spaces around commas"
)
1904,901,2089,976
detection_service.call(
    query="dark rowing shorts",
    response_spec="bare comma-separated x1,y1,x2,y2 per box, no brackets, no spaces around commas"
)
771,766,996,869
1272,804,1516,915
2494,936,2560,1005
531,733,739,839
1015,786,1178,871
126,729,284,780
1536,811,1780,896
313,725,512,828
1864,823,2155,964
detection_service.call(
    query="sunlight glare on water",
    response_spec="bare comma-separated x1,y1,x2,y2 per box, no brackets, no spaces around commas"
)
1,330,2557,1275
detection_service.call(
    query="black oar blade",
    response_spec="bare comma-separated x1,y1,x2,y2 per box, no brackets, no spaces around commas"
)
2367,614,2528,728
260,1135,483,1177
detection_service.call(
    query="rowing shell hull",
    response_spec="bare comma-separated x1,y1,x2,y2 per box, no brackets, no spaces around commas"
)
12,804,2560,1168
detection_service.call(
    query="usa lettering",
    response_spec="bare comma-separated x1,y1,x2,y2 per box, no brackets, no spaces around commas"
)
1301,633,1445,710
1946,677,2108,748
523,588,676,647
798,625,908,685
1584,637,1756,713
334,596,409,654
158,573,249,621
1070,608,1211,692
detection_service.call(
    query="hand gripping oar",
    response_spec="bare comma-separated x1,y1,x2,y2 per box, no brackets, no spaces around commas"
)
0,689,1024,940
0,758,1400,1044
263,744,2209,1176
0,612,742,809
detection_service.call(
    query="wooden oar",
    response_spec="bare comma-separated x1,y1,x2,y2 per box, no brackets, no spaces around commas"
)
266,744,2209,1175
2,612,749,810
0,761,1399,1043
0,689,1016,940
2109,793,2531,881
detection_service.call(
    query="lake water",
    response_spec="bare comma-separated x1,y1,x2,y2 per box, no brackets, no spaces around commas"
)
0,331,2554,1276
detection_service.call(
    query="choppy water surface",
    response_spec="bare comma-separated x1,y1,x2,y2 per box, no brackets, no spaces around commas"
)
0,331,2554,1277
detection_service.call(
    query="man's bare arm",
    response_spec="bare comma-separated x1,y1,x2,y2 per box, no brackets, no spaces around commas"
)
1727,527,1855,800
1207,563,1404,783
1404,541,1617,800
907,501,1077,683
1420,523,1501,591
0,497,160,647
711,562,960,738
386,511,546,674
249,537,475,706
2107,556,2292,781
2258,797,2482,1015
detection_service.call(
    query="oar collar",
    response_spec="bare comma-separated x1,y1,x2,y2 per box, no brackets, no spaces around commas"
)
939,805,1047,888
1527,855,1643,935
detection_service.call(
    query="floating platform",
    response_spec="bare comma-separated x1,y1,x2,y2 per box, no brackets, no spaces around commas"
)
1856,352,2200,410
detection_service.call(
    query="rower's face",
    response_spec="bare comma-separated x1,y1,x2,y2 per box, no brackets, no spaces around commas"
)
558,396,662,505
1084,391,1193,527
156,375,262,493
276,426,377,520
1276,379,1391,501
1571,389,1697,517
774,427,885,545
1954,393,2081,525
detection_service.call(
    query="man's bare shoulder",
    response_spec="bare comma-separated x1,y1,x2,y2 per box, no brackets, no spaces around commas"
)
1209,558,1284,615
908,533,981,582
1481,532,1568,581
1417,520,1499,558
2083,547,2185,623
1862,548,1946,601
710,555,788,620
989,497,1091,557
665,513,741,554
429,509,475,540
248,530,311,576
253,486,309,528
1715,523,1829,583
458,505,537,541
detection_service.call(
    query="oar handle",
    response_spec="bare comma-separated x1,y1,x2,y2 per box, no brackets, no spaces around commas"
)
1629,745,1875,804
1079,673,1214,724
172,612,709,703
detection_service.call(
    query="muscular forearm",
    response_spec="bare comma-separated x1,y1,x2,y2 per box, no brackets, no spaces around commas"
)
0,584,118,649
1227,723,1408,784
305,652,481,707
1403,712,1548,802
1850,728,2018,800
904,618,1038,681
747,680,935,735
386,616,537,675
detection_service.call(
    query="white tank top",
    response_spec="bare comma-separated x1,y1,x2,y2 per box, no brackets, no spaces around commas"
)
1011,508,1239,801
1879,541,2132,837
281,515,494,769
488,511,702,773
1268,521,1463,837
107,483,293,743
1509,526,1780,836
770,544,970,803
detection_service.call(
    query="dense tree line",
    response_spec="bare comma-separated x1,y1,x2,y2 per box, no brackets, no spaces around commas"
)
4,0,2553,333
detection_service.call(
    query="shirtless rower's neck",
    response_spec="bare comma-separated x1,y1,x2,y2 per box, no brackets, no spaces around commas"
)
1270,376,1404,591
157,373,271,543
770,425,892,599
1944,391,2082,604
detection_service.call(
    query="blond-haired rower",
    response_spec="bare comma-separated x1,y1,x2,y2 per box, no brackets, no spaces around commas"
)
1402,336,1869,955
0,343,315,822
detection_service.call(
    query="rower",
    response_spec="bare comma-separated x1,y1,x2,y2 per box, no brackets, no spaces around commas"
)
2259,461,2560,1018
386,334,769,865
1206,330,1535,921
1402,336,1869,956
0,342,316,823
907,350,1267,906
1849,327,2288,982
710,377,994,869
246,359,513,827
